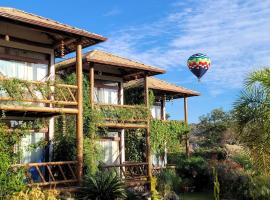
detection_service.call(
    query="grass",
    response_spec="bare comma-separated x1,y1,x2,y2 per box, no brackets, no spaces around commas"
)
182,192,212,200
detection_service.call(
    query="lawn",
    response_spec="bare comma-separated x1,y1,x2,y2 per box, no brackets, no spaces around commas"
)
182,192,212,200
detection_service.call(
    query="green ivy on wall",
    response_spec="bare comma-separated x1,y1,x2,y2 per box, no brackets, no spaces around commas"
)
54,73,104,176
0,120,48,199
150,120,189,155
95,104,149,124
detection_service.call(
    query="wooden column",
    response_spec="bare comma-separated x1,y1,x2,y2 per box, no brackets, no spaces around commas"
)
161,95,166,121
48,53,55,162
76,44,83,183
144,75,152,179
89,63,94,109
184,96,190,157
118,82,125,165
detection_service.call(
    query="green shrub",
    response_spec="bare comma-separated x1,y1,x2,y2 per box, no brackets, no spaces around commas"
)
156,169,182,195
79,171,127,200
214,161,249,199
193,147,227,160
173,154,211,191
0,122,27,199
248,175,270,200
231,152,253,170
11,187,60,200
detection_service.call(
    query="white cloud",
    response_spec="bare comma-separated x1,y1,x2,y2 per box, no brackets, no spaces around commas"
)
103,7,121,17
99,0,270,94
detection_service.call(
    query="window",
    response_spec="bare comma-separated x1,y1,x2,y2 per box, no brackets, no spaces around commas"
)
151,104,162,119
94,81,119,104
0,46,48,81
10,120,46,164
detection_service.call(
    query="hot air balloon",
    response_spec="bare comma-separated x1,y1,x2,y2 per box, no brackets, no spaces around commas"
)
187,53,211,80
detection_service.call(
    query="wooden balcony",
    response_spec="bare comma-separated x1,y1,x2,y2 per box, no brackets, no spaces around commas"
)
0,78,78,117
94,104,149,129
102,162,149,186
12,161,78,187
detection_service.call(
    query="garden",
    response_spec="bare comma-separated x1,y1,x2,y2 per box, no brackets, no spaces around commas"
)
1,68,270,200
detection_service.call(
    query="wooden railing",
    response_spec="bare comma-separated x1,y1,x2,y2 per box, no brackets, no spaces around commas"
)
0,78,78,114
102,162,148,182
12,161,78,187
152,164,176,176
94,104,149,129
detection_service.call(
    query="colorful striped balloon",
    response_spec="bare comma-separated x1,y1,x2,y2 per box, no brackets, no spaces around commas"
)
187,53,211,80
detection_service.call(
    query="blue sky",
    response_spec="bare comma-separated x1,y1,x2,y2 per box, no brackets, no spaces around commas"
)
2,0,270,122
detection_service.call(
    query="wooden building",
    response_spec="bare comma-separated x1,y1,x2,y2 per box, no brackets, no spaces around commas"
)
56,50,166,187
0,7,106,189
0,7,200,192
125,77,200,162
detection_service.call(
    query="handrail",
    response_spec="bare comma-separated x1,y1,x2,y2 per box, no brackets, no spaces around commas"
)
0,78,78,113
94,103,147,109
103,162,148,168
12,161,78,187
0,77,78,89
12,161,77,167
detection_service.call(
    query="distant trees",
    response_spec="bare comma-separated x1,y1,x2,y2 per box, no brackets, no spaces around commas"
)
192,108,234,149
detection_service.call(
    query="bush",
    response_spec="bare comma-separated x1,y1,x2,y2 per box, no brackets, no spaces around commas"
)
170,154,210,191
193,147,227,160
11,187,60,200
0,123,27,199
231,152,253,170
248,175,270,200
156,169,182,195
79,170,127,200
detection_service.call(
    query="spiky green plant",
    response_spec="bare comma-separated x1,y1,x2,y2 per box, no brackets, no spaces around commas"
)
79,171,127,200
213,167,220,200
233,68,270,175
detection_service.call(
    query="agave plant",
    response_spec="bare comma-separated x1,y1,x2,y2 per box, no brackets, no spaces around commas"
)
80,171,127,200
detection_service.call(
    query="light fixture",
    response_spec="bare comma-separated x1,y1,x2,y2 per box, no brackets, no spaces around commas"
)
60,40,65,58
4,35,9,41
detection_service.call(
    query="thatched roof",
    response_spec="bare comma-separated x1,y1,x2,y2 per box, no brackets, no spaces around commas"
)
0,7,106,56
125,77,200,98
56,50,165,79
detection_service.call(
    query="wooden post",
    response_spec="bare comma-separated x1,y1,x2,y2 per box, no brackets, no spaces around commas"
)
144,75,152,180
118,82,125,166
76,44,83,184
184,96,190,157
161,95,166,121
89,63,94,109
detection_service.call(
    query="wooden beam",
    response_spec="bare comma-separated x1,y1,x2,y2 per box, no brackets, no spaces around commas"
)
0,33,52,49
89,63,95,109
0,105,78,114
76,44,83,184
184,96,190,157
96,123,148,129
144,75,152,180
123,71,144,81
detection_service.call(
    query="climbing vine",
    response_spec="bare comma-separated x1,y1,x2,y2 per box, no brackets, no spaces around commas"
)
0,77,74,106
53,73,104,176
150,120,189,154
96,104,149,124
0,119,48,199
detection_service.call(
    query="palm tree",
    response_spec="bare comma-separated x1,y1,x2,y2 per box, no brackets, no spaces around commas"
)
233,68,270,174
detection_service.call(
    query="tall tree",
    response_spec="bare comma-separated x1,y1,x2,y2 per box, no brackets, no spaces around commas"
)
193,108,232,148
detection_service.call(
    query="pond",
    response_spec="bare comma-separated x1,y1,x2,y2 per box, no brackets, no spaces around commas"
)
181,192,212,200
